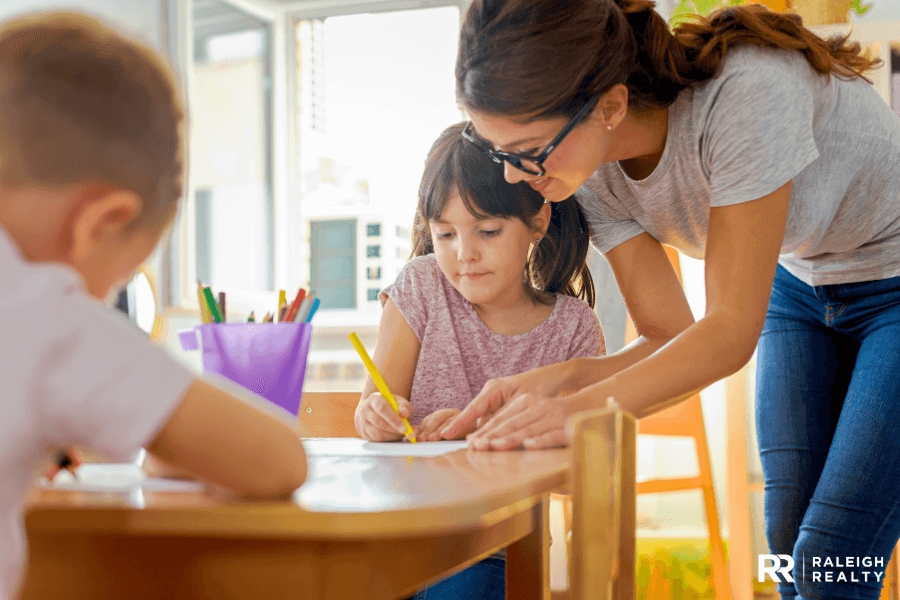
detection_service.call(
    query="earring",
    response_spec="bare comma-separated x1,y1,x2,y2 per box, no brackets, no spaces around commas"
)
607,124,613,130
533,237,541,245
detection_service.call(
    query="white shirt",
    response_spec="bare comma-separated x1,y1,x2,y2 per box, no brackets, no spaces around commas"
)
0,225,193,599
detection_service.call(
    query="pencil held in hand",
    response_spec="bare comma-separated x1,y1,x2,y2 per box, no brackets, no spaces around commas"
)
349,332,417,443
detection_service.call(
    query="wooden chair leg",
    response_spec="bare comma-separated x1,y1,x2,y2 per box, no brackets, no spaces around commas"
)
894,546,900,600
564,494,573,587
882,546,900,600
692,407,731,600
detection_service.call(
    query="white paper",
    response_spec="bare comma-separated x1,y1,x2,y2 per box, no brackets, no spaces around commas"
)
39,463,204,493
302,438,468,457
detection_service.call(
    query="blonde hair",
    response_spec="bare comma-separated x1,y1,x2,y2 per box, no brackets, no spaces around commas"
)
0,11,185,229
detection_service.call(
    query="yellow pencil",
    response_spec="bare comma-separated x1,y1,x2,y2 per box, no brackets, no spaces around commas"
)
349,332,417,443
277,290,287,322
197,281,212,324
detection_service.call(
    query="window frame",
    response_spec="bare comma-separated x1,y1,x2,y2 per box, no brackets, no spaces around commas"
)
165,0,465,314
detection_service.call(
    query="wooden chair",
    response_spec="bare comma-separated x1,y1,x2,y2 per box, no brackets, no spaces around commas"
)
568,405,637,600
297,391,360,438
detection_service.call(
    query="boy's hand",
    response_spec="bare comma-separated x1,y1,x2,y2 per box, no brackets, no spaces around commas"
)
142,451,197,480
417,409,464,441
355,392,413,442
44,447,83,482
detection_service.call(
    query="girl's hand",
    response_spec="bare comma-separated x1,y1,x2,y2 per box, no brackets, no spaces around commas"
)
417,409,463,441
465,393,590,451
355,392,414,442
440,362,570,441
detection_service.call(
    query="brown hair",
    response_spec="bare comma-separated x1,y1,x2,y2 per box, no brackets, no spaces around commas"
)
0,11,184,229
457,0,881,117
413,123,595,308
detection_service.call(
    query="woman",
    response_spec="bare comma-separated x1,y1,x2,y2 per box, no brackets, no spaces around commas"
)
439,0,900,598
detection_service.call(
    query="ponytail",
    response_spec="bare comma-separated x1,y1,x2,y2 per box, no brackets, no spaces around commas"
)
530,198,595,308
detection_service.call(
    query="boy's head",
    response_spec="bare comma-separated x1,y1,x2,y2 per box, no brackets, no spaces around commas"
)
0,11,184,298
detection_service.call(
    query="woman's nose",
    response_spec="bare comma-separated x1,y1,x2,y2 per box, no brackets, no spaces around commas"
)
503,160,529,184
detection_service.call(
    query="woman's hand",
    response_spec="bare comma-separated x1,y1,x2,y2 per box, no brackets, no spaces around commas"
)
417,409,464,441
465,393,593,451
355,392,414,442
439,362,573,441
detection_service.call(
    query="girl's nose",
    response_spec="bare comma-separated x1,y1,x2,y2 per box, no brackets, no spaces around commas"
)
457,236,479,262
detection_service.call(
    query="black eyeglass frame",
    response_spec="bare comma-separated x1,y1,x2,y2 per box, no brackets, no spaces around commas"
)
461,95,602,177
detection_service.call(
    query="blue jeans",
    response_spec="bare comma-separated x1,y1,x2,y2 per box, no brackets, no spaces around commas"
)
405,555,505,600
756,265,900,600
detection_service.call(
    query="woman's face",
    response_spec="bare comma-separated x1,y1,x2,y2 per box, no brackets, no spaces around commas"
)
466,105,611,203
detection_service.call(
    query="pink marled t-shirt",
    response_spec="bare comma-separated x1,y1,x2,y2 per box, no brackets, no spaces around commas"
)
381,254,605,425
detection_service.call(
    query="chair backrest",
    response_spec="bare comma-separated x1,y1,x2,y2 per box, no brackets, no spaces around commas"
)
568,406,637,600
297,391,360,438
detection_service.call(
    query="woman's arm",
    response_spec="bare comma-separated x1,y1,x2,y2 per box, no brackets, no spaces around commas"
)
462,180,791,449
440,229,694,437
563,230,697,391
354,297,422,440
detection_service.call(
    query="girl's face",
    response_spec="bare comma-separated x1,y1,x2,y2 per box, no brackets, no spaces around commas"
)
467,106,610,203
430,193,543,309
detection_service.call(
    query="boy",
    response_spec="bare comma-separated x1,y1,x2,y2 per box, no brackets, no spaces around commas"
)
0,12,307,599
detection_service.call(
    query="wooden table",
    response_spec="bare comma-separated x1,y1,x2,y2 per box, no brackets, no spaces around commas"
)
21,444,569,599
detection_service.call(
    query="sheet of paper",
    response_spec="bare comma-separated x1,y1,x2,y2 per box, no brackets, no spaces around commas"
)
39,463,204,493
302,438,468,457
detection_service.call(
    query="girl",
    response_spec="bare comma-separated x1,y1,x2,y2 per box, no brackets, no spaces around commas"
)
440,1,900,599
354,122,604,599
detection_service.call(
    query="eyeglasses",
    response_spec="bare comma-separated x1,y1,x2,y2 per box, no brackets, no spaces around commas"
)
461,95,601,177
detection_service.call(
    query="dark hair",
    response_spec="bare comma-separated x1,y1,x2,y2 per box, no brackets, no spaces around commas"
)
0,11,184,230
413,123,595,308
456,0,881,117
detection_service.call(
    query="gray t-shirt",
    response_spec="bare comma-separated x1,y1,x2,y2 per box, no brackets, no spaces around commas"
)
578,45,900,286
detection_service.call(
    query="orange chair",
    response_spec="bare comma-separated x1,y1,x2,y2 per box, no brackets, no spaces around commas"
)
627,246,731,600
880,546,899,600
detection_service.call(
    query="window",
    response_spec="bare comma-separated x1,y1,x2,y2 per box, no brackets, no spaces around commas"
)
310,220,357,309
195,188,213,285
367,288,380,302
189,0,273,292
892,48,900,117
170,1,462,392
